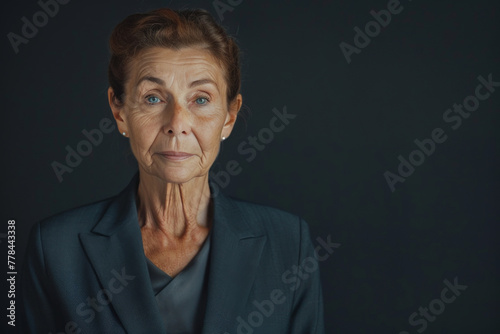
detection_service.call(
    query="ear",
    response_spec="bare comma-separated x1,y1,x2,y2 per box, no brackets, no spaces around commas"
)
108,87,128,136
222,94,242,139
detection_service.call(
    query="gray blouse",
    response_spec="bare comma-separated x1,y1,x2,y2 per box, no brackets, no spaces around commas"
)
145,234,211,334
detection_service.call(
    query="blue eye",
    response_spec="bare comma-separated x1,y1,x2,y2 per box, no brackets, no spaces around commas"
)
195,97,208,105
146,96,161,104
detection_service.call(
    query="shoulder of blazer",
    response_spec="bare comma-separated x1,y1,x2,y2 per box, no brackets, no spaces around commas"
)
35,195,114,238
219,195,304,244
35,173,140,239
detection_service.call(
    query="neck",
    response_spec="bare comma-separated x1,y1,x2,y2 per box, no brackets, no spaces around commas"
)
136,171,212,238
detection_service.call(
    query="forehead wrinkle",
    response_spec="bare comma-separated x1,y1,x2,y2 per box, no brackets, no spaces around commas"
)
133,50,221,74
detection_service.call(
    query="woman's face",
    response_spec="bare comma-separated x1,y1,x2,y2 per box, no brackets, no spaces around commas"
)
109,47,241,184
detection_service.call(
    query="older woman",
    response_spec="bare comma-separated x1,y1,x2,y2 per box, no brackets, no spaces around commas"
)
21,8,324,334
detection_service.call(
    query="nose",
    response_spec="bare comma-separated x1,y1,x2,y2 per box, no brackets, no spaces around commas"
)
163,101,191,136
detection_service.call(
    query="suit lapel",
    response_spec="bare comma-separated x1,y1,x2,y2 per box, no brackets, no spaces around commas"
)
79,174,166,333
202,192,267,333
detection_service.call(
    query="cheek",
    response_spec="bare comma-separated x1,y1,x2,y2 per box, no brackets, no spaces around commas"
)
126,108,162,153
193,113,226,151
129,112,160,133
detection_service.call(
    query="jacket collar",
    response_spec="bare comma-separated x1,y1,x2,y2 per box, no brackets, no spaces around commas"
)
80,173,266,333
90,172,140,237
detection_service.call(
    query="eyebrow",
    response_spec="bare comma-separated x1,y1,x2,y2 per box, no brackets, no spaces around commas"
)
137,76,165,86
189,78,218,89
136,76,218,90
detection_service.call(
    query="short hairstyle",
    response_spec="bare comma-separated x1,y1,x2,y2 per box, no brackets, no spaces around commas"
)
108,8,241,105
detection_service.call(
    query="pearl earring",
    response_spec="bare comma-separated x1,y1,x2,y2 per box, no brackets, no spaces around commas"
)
222,137,226,141
122,132,126,136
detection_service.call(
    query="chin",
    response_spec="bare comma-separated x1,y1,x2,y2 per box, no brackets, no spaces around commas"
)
139,158,199,184
155,168,200,185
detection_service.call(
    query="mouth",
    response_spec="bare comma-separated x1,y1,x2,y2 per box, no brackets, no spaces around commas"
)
157,151,194,161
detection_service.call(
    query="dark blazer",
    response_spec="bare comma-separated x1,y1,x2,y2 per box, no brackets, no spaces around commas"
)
21,174,325,333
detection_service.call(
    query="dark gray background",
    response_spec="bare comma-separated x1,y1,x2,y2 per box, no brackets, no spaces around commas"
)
1,0,499,333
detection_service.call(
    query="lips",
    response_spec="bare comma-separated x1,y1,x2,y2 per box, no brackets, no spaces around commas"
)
157,151,194,161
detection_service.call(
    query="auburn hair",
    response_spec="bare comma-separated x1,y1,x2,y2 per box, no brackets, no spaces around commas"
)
108,8,241,105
